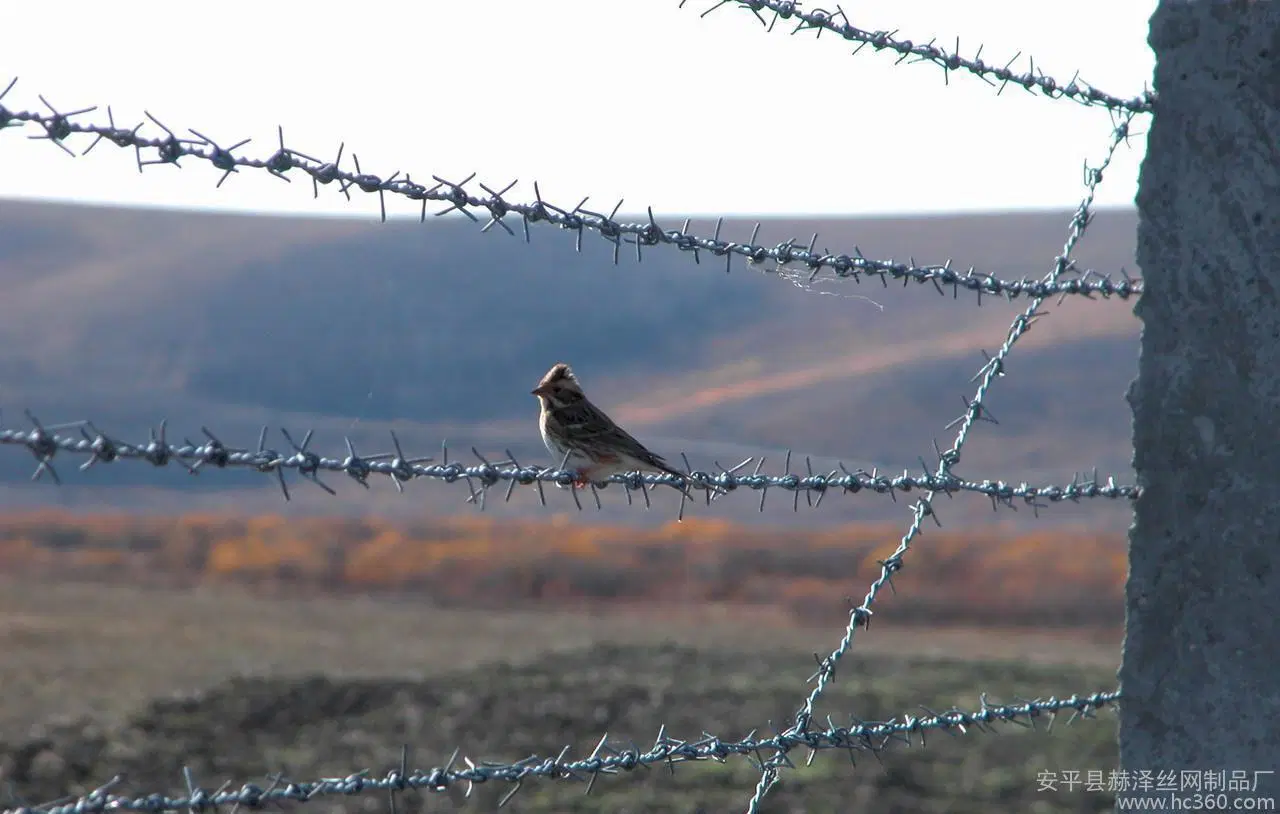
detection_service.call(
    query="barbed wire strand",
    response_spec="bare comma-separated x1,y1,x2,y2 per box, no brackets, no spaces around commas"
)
682,0,1155,114
0,78,1143,304
0,690,1118,814
743,109,1138,812
0,7,1145,810
0,413,1140,523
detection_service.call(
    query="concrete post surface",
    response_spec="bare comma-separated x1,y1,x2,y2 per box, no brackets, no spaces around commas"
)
1124,0,1280,799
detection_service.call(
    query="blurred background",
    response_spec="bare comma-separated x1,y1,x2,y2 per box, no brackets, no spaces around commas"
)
0,1,1150,811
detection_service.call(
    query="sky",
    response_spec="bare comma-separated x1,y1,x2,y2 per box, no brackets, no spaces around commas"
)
1,0,1156,220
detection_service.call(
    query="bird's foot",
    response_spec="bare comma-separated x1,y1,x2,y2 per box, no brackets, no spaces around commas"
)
556,470,592,489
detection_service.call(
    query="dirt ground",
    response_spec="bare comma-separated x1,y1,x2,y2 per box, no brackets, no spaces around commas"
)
0,577,1123,813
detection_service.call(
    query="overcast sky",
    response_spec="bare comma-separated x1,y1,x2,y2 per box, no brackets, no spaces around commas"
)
2,0,1155,219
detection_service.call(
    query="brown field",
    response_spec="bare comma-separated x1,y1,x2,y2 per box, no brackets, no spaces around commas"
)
0,507,1126,813
0,509,1127,629
0,576,1121,736
0,576,1124,814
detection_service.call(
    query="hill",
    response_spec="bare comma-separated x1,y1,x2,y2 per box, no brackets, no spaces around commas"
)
0,199,1140,531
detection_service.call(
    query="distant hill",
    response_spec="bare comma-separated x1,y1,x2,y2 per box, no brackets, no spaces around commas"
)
0,199,1140,531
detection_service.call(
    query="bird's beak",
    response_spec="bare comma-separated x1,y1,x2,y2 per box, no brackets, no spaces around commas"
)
531,386,546,397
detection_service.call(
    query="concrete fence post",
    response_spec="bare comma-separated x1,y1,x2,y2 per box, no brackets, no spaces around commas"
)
1123,0,1280,804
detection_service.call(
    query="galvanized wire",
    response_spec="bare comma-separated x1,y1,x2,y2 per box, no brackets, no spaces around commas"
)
745,108,1140,812
0,78,1142,304
682,0,1155,114
0,413,1140,521
0,4,1148,812
0,690,1119,814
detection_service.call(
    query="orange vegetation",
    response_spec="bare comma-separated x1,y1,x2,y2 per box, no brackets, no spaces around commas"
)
0,510,1126,628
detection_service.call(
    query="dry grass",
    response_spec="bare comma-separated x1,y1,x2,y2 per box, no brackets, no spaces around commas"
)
0,578,1125,813
0,576,1118,737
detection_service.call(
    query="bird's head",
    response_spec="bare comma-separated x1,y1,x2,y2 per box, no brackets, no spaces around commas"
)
531,362,585,407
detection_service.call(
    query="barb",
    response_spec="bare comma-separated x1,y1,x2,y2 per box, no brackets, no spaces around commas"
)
0,10,1145,806
744,109,1141,812
0,81,1142,303
682,0,1155,114
0,416,1141,511
0,690,1118,814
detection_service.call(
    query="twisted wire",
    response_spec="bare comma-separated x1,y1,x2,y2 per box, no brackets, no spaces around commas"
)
0,415,1139,520
0,690,1119,814
683,0,1155,114
745,109,1139,811
0,79,1142,304
0,3,1145,808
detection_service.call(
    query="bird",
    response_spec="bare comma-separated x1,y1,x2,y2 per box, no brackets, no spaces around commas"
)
531,361,697,490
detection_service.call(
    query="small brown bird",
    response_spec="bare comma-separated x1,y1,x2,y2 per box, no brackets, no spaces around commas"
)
532,362,693,488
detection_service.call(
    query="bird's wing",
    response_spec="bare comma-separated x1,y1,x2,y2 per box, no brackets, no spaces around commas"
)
558,398,676,470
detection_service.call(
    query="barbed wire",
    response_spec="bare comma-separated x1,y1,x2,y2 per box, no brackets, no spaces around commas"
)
683,0,1155,114
744,108,1139,812
0,690,1119,814
0,4,1146,812
0,78,1143,304
0,413,1140,521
